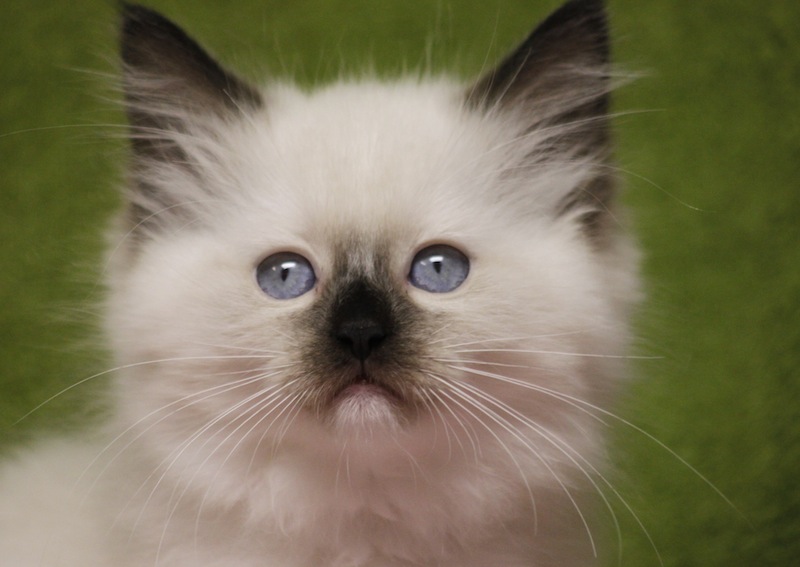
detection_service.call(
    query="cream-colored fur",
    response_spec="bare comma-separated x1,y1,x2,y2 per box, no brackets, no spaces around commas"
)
0,1,639,565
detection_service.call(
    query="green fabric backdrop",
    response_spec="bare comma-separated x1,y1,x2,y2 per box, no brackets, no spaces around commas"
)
2,1,798,565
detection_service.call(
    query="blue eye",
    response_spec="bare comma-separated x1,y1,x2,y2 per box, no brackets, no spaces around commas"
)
256,252,316,299
409,245,469,293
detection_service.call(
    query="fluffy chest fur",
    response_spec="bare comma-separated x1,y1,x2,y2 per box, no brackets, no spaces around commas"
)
0,1,640,566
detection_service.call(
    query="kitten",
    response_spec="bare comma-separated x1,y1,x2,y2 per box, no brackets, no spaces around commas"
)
0,0,640,565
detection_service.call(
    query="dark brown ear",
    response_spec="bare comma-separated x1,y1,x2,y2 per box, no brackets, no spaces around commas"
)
466,0,615,241
119,4,264,235
466,0,609,124
120,3,262,148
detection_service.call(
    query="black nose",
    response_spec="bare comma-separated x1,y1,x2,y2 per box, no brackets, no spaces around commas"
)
335,318,387,361
330,280,393,362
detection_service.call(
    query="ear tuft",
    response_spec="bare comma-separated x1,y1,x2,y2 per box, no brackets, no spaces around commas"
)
119,4,264,239
466,0,609,118
120,3,262,130
466,0,618,244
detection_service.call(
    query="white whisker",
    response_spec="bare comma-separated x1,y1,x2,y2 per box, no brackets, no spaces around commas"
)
178,383,304,554
426,381,483,462
78,371,278,504
448,347,661,360
432,357,531,370
188,341,286,356
441,379,599,556
13,355,285,426
452,377,645,565
430,381,541,537
118,377,291,543
445,363,609,426
449,362,742,520
435,331,590,350
193,387,306,541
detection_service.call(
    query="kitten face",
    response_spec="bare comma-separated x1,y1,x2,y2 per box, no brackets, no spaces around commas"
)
109,0,637,484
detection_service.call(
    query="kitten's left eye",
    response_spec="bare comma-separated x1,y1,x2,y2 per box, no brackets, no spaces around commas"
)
409,244,469,293
256,252,316,299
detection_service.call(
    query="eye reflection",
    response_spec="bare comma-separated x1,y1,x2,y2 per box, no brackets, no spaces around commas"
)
408,245,469,293
256,252,316,299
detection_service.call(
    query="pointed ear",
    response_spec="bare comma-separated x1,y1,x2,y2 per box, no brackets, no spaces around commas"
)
120,3,262,149
466,0,616,242
466,0,610,126
118,4,264,238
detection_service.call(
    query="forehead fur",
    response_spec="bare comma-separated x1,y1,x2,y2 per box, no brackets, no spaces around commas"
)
234,80,499,234
189,79,592,260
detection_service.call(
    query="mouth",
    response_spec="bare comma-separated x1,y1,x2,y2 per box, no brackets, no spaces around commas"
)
329,371,405,430
334,371,400,403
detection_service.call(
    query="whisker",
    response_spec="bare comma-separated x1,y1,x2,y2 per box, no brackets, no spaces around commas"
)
451,360,750,544
187,341,286,356
269,387,313,455
86,366,293,466
0,123,130,140
451,362,746,523
448,347,662,360
452,378,649,565
432,357,531,370
421,323,455,346
430,382,541,536
12,355,285,425
426,382,483,462
192,387,307,543
416,388,451,461
77,371,280,501
441,380,599,556
117,378,292,542
161,383,302,554
435,331,590,350
445,363,609,427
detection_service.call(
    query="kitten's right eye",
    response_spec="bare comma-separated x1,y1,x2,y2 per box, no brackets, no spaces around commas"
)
256,252,316,300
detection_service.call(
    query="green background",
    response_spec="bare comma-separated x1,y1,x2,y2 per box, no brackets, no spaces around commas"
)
2,1,798,565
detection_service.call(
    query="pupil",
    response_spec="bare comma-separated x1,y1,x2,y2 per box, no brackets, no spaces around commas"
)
280,266,291,281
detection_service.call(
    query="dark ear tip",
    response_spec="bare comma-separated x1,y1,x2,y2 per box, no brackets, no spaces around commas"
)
555,0,607,20
119,3,167,64
465,0,611,110
119,1,263,123
119,2,156,31
119,3,191,57
119,2,161,24
119,3,180,40
536,0,610,54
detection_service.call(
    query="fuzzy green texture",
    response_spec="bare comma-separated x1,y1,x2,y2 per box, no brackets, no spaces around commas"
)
1,1,798,565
